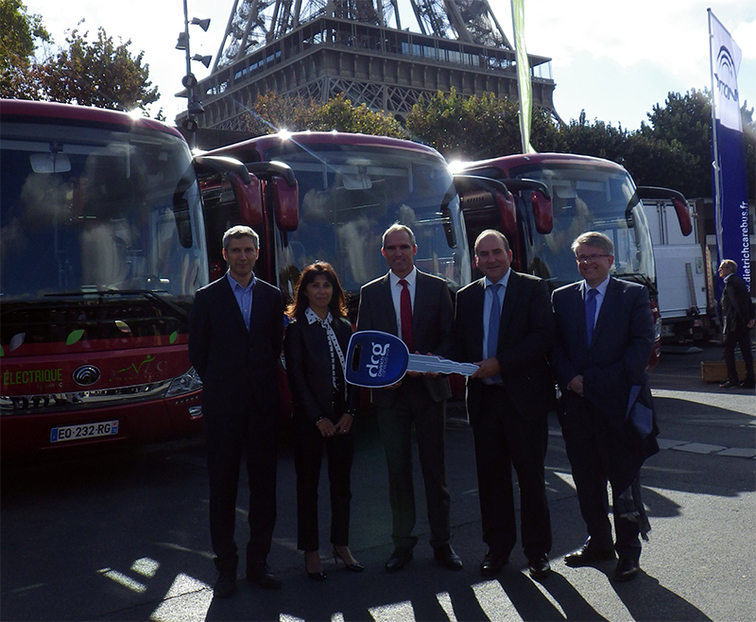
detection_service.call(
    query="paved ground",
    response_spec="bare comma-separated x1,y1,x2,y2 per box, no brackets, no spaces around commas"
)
1,342,754,621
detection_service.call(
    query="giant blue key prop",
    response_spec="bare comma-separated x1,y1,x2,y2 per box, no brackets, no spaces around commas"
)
345,330,479,388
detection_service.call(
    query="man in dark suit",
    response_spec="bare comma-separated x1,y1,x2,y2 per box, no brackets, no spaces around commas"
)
454,229,554,579
717,259,755,389
356,223,462,572
551,231,659,583
189,225,284,598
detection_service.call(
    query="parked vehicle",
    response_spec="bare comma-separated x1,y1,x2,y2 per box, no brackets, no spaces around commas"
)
453,152,691,363
0,100,259,458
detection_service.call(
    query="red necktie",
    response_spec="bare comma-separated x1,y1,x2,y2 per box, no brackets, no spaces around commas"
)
399,279,414,352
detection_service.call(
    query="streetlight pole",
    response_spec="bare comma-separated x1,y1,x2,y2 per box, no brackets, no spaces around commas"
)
176,0,210,147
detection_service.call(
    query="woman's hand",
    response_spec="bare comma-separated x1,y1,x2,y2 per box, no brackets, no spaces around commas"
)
315,417,337,438
334,413,354,435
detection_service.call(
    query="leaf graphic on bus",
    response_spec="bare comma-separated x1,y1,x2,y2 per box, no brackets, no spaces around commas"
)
169,331,178,344
10,333,26,352
66,329,85,345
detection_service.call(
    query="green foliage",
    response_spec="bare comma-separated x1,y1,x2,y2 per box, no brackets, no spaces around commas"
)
1,9,158,112
317,94,406,136
634,89,713,197
237,92,406,138
0,0,49,98
37,25,159,111
405,88,521,160
234,88,754,201
0,0,48,60
554,111,628,162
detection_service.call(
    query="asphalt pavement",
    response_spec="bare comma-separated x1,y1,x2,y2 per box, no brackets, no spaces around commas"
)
1,341,754,621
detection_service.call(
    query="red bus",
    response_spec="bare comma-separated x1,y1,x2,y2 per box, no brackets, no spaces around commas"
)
453,152,691,363
203,131,472,315
0,100,262,458
201,131,472,416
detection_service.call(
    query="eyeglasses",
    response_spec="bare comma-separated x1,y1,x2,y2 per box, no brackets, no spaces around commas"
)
575,254,610,264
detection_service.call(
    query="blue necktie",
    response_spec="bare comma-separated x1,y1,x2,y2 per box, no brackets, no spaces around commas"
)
585,288,597,345
487,284,503,382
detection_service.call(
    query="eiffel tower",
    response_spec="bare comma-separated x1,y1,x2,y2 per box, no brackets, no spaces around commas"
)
183,0,556,132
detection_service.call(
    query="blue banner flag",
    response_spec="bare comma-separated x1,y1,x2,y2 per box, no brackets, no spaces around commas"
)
709,10,750,290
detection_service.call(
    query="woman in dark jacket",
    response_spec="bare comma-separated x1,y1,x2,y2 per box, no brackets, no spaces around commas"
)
284,262,362,580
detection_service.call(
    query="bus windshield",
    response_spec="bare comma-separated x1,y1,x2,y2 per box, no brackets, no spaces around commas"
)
1,120,208,304
510,162,655,290
258,139,470,302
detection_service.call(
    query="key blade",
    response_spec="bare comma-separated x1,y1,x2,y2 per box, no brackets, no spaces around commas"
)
407,353,479,376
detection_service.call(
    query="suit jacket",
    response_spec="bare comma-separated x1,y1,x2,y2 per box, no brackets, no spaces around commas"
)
454,271,555,423
356,269,454,406
722,273,753,334
188,274,284,424
284,314,357,423
551,277,658,488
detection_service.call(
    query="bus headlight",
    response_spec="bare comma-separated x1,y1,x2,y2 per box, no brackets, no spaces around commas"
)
166,367,203,397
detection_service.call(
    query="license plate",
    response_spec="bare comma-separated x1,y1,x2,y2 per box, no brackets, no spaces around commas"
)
50,420,119,443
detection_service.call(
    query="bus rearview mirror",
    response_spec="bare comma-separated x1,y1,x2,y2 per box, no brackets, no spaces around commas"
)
272,177,299,232
531,190,553,234
229,172,263,227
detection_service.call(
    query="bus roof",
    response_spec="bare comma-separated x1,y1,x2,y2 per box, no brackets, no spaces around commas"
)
207,130,443,162
0,99,184,139
465,152,628,174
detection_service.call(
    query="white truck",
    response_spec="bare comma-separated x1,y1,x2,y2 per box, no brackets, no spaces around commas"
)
642,198,712,343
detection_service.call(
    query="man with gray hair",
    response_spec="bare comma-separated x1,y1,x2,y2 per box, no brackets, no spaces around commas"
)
189,225,284,597
551,231,659,582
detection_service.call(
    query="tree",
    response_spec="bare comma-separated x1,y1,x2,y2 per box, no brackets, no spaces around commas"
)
236,92,407,138
316,94,406,137
0,0,49,98
406,88,522,160
635,89,713,198
554,111,628,162
36,24,159,111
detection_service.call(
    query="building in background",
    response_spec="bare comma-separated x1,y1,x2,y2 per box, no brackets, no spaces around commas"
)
177,0,556,131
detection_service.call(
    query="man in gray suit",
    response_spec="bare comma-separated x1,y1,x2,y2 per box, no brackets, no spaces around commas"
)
551,231,659,582
356,223,462,572
189,226,284,597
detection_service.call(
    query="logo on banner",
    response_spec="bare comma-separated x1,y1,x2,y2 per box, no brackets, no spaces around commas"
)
710,13,742,131
715,45,739,107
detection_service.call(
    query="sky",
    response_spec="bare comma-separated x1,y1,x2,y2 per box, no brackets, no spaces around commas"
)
22,0,756,132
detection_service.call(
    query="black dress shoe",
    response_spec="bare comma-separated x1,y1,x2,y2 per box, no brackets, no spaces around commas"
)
740,380,756,389
564,543,615,567
213,570,236,598
480,550,508,577
246,562,282,590
306,568,327,581
613,557,639,582
433,544,463,571
333,547,364,572
720,380,739,388
305,552,327,581
385,547,413,573
528,554,551,579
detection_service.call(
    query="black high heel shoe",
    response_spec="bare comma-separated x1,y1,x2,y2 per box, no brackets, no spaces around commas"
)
305,552,327,581
333,547,364,572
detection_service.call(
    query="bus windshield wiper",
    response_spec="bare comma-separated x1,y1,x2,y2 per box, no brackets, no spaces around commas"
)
44,289,190,320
